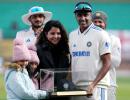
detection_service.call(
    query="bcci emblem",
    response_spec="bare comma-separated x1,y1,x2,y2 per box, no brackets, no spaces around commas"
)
87,41,92,47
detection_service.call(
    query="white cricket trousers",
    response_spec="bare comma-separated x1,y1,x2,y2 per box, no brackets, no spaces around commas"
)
107,86,116,100
71,86,107,100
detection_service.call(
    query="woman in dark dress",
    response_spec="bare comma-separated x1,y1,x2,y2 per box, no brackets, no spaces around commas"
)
36,20,70,100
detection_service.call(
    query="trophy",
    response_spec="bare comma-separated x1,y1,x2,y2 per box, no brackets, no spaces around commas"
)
40,69,88,96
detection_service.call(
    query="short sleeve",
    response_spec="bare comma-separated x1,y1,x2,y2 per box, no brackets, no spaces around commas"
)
99,31,111,56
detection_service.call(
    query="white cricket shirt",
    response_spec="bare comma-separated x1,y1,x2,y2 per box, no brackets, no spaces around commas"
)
16,27,36,46
109,34,121,87
69,23,111,87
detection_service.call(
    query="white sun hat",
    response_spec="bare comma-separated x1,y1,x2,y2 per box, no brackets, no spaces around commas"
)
22,6,52,25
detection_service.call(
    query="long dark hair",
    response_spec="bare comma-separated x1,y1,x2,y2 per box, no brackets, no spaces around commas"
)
36,20,69,54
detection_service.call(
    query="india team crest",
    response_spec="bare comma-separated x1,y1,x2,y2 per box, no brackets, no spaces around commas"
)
87,41,92,47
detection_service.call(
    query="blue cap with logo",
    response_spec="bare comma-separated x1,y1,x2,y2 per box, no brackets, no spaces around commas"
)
74,2,92,13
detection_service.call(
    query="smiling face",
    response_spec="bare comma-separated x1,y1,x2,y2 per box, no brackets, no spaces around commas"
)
29,14,45,28
75,11,92,32
46,27,61,45
93,18,106,29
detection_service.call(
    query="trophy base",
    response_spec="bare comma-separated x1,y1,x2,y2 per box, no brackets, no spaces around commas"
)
52,90,88,96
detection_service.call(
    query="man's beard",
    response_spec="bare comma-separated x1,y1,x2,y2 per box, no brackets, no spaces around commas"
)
32,22,43,28
79,20,92,27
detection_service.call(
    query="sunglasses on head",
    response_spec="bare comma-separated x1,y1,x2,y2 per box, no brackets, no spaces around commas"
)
74,3,92,13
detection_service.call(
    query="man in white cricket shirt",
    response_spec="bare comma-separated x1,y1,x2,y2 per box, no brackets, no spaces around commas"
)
16,6,52,45
92,11,121,100
69,2,111,100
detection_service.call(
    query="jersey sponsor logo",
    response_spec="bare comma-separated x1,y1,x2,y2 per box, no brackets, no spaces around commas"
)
72,51,90,57
87,41,92,47
26,38,31,42
105,42,110,49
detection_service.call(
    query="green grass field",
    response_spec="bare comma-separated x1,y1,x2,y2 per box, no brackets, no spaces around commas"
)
0,73,130,100
116,77,130,100
0,73,6,100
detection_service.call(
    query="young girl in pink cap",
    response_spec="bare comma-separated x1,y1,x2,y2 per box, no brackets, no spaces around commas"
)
4,38,50,100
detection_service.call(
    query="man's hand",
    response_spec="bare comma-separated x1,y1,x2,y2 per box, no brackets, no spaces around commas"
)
86,83,95,97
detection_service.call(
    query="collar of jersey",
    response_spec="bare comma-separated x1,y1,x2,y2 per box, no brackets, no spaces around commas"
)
29,27,36,36
78,23,94,35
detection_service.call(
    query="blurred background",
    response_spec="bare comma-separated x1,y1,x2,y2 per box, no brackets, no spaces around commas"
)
0,0,130,99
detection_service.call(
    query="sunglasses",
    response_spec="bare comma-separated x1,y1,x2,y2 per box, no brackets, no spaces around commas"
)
74,4,92,13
